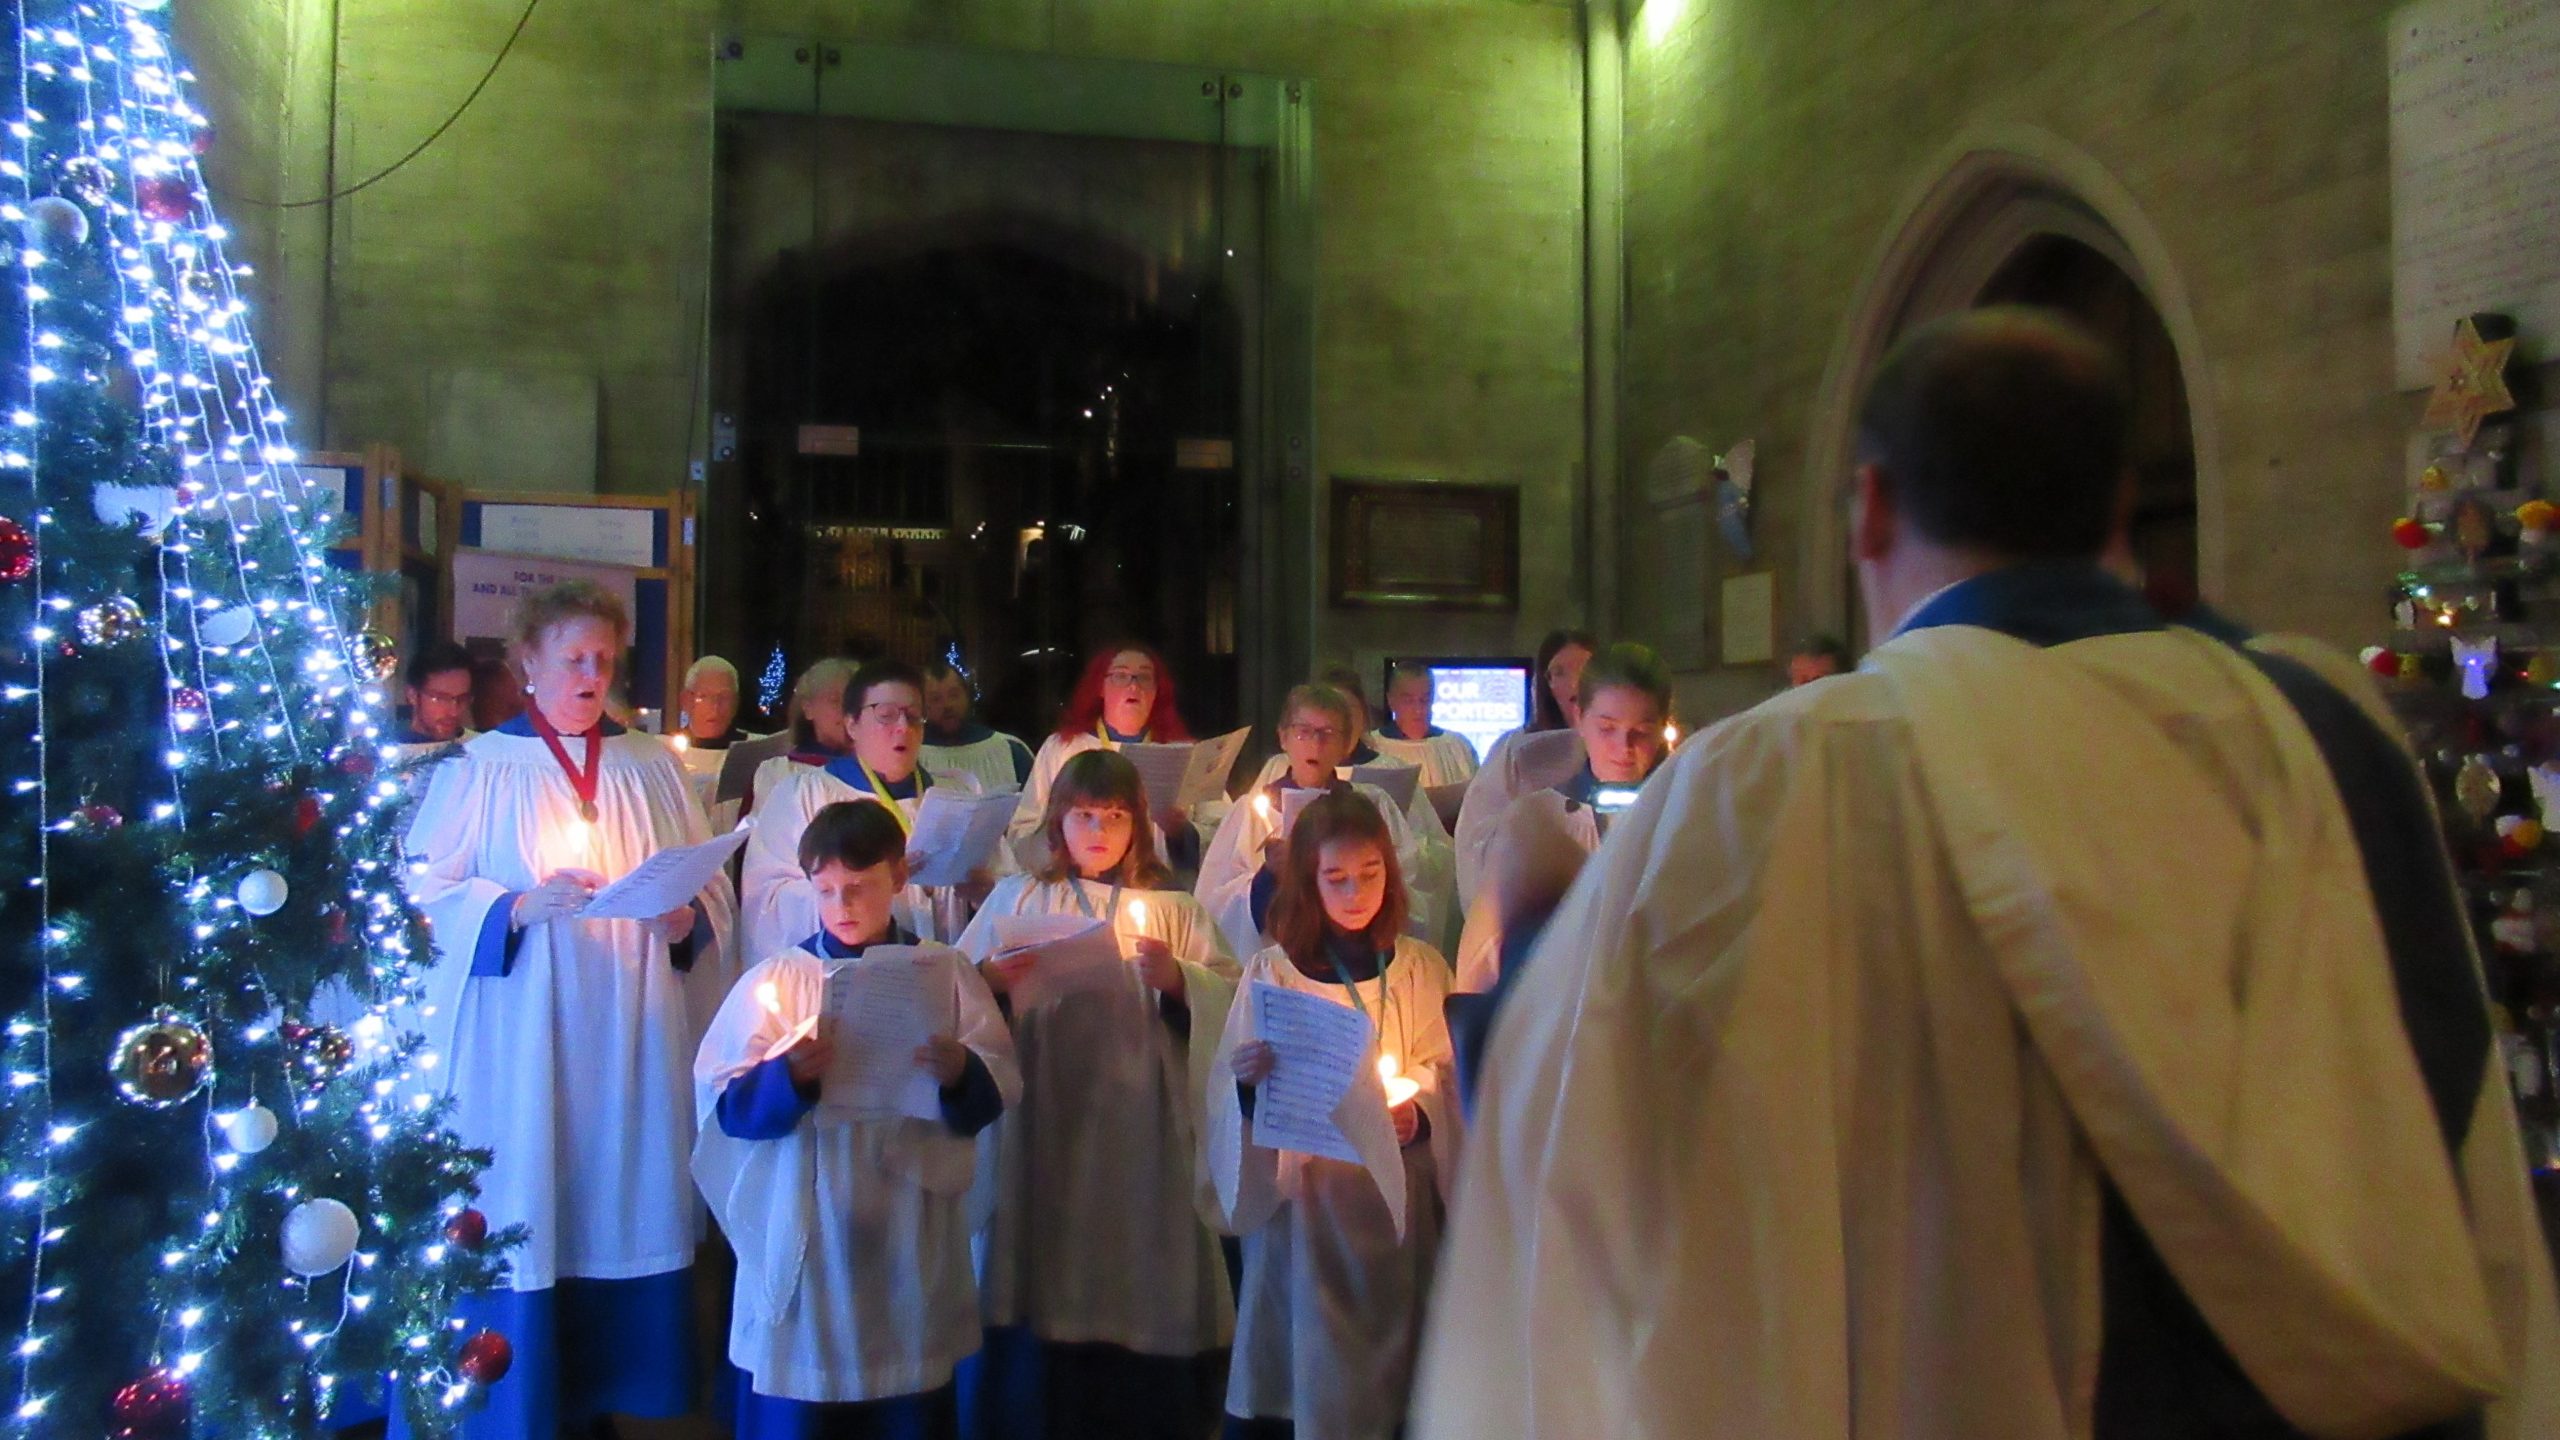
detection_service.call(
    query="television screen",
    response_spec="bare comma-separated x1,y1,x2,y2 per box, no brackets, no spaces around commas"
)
1385,657,1532,763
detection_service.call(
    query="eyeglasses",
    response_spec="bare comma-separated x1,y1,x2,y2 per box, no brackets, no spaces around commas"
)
1104,670,1154,689
1284,724,1342,744
860,703,924,728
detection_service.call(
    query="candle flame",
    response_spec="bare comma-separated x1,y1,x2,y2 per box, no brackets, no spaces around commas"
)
754,980,781,1014
1664,722,1681,749
669,734,689,753
1377,1054,1420,1108
1252,792,1271,821
1129,898,1148,927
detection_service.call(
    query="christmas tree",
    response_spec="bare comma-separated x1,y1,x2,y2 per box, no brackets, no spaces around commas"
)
1,2,509,1436
2378,310,2560,1253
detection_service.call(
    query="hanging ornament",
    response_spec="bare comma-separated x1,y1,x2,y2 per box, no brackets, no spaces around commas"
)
168,685,208,732
339,750,377,781
76,595,147,648
457,1330,514,1386
0,516,32,583
443,1207,490,1250
2361,646,2398,678
2453,634,2501,700
56,154,113,207
2458,753,2505,822
68,801,123,832
201,605,257,648
2498,814,2544,856
292,792,323,838
109,1011,213,1108
284,1021,355,1086
280,1196,361,1276
106,1366,190,1440
235,867,289,916
24,195,88,247
351,629,399,683
2393,516,2433,550
220,1102,279,1155
2520,500,2558,539
134,174,193,225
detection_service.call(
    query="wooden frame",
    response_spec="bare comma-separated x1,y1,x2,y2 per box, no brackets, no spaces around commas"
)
1328,477,1519,611
450,490,700,713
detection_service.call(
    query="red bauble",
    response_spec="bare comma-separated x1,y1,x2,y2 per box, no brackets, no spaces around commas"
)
108,1366,190,1439
2367,649,2400,678
458,1330,513,1386
293,793,323,838
189,122,216,157
338,751,376,781
443,1207,489,1250
73,802,124,832
135,175,194,225
169,686,209,729
0,516,32,583
2392,517,2432,550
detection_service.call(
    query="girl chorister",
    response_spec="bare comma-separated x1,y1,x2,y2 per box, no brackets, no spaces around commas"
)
1455,642,1672,993
695,800,1019,1439
403,581,738,1439
1198,684,1426,965
956,750,1242,1439
1207,790,1458,1440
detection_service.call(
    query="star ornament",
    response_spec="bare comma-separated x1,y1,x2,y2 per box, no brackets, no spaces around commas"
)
2422,314,2517,451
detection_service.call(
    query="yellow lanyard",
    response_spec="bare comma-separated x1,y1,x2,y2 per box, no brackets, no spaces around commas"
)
855,756,916,837
1095,723,1148,748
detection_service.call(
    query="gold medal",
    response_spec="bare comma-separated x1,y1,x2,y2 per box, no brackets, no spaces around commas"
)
578,799,598,823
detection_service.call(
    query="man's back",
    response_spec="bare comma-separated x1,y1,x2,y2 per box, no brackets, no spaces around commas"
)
1415,593,2557,1440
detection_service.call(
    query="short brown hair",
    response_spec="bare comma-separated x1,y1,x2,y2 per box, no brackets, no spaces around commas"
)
1281,683,1355,736
509,580,630,656
1035,749,1172,889
798,799,908,874
1576,641,1672,716
1267,789,1408,963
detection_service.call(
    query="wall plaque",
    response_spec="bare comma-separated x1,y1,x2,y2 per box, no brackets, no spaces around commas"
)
1329,478,1519,611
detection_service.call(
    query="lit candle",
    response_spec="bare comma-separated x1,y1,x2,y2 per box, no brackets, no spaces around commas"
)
1128,898,1149,929
755,980,782,1014
1663,721,1681,750
1252,792,1271,823
669,734,690,753
1376,1054,1420,1108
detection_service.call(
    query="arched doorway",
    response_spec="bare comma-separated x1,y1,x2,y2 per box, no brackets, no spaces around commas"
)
1795,133,2219,645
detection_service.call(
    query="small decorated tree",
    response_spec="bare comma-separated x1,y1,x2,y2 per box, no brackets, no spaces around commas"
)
1,2,510,1435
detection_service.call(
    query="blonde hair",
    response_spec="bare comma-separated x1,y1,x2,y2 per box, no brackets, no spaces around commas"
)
1281,682,1354,734
509,580,630,656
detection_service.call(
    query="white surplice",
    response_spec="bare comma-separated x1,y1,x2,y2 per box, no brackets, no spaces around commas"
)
740,760,999,958
692,942,1020,1404
1249,753,1456,951
1367,728,1480,789
1195,780,1426,966
922,727,1033,798
1450,728,1582,911
1010,731,1227,870
953,876,1241,1354
1414,625,2560,1440
1450,788,1599,994
403,726,739,1291
1205,937,1458,1440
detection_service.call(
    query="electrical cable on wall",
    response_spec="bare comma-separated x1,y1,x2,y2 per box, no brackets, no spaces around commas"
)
214,0,544,209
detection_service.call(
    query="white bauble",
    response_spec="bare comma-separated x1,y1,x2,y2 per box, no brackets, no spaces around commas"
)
280,1197,360,1276
220,1103,278,1155
235,869,288,917
200,606,256,647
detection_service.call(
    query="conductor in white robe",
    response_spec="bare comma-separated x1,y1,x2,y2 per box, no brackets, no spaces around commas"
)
1418,308,2560,1440
402,580,738,1439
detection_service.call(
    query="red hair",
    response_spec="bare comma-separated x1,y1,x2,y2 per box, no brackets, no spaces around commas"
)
1053,643,1194,742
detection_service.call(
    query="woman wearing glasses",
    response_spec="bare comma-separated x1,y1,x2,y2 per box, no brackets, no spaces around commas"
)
1010,643,1215,870
742,657,1007,957
1196,684,1425,964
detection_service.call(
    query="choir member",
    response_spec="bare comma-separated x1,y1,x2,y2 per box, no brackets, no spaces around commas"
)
1199,685,1424,965
1366,662,1479,789
920,655,1035,795
1451,630,1593,907
1208,791,1456,1440
1010,643,1209,867
394,639,475,749
743,658,999,956
1787,633,1853,687
956,750,1240,1439
1453,642,1670,993
739,657,857,814
1248,667,1455,951
695,800,1018,1440
670,655,756,822
402,580,738,1439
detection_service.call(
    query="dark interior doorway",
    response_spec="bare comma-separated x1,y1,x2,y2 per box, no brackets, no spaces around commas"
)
1976,234,2200,610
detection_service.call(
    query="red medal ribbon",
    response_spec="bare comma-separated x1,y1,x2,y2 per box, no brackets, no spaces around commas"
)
524,705,603,820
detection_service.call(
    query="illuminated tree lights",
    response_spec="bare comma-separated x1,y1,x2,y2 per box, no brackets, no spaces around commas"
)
2,3,509,1436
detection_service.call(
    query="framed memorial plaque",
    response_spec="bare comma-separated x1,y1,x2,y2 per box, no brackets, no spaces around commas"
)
1329,478,1519,611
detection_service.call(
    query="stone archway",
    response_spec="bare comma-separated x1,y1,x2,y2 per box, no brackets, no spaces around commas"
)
1794,126,2221,644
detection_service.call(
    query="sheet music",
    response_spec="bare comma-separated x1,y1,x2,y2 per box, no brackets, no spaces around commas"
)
1248,981,1373,1164
905,788,1018,887
579,826,751,920
1425,782,1469,831
816,947,946,1123
1123,726,1252,811
1279,786,1319,838
992,914,1129,1012
1349,762,1421,810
